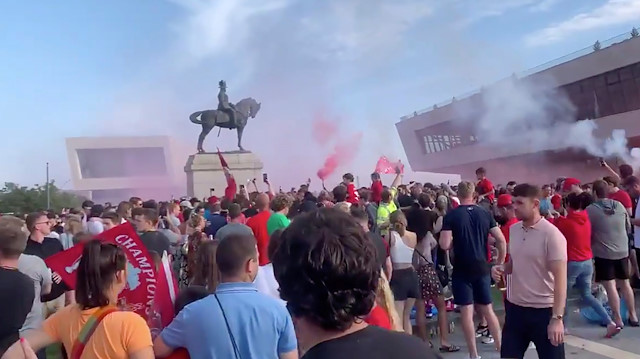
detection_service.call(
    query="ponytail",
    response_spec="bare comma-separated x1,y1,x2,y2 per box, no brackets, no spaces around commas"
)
75,240,127,309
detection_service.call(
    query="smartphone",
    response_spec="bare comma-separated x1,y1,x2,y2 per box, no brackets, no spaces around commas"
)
263,173,268,182
598,157,605,167
209,188,215,195
240,184,245,190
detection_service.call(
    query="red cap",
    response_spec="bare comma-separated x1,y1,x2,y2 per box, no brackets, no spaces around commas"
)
496,194,513,207
207,196,220,204
562,178,581,192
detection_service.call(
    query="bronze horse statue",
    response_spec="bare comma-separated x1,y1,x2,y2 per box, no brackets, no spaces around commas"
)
189,97,261,153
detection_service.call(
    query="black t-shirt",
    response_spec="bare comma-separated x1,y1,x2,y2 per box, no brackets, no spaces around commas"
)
397,194,414,208
23,237,67,302
367,232,388,270
0,268,35,356
302,326,442,359
442,205,496,278
140,231,171,257
405,208,438,242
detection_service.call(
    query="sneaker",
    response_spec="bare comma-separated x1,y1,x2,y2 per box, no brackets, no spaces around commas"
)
481,333,494,344
475,325,487,338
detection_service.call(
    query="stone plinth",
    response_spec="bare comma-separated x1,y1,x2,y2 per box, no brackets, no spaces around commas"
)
184,152,263,200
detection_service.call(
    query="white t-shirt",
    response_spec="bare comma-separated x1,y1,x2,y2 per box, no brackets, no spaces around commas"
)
254,264,285,306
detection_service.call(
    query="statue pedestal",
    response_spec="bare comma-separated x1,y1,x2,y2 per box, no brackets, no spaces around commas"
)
184,152,264,200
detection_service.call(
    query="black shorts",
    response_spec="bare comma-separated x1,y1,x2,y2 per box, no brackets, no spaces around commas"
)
451,274,492,306
594,257,630,281
389,268,420,300
502,300,565,359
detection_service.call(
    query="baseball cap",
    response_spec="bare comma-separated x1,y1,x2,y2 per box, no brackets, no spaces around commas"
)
207,196,220,205
562,178,581,192
179,200,193,209
496,194,513,207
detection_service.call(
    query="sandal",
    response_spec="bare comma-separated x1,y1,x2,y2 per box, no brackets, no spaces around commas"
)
439,344,461,352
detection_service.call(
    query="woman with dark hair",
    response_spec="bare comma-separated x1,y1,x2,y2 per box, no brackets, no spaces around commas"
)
4,240,153,359
190,240,220,292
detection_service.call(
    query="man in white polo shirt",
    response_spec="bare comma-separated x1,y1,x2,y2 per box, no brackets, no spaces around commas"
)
492,183,567,359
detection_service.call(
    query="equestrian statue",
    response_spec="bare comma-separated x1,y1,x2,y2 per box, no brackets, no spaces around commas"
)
189,80,261,153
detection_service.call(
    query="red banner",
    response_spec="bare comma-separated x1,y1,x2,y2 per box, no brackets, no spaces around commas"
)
375,156,404,174
44,223,177,334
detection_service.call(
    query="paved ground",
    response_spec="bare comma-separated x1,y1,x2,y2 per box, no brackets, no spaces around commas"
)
430,293,640,359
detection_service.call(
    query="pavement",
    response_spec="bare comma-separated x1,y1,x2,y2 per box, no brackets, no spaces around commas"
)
427,291,640,359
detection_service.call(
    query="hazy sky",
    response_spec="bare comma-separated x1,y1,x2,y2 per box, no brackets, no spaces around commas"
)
2,0,639,189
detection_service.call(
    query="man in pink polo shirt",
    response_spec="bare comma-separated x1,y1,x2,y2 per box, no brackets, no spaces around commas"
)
492,183,567,359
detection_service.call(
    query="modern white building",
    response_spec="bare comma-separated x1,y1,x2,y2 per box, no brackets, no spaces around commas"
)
396,31,640,184
65,136,185,203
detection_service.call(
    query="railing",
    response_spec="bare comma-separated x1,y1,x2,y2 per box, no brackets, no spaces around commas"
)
400,28,640,121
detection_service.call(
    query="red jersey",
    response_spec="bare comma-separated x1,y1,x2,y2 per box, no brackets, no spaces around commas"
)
365,305,391,330
346,183,360,205
224,175,237,201
477,178,495,203
609,189,632,210
501,217,518,263
371,180,383,203
554,210,592,262
247,211,272,265
551,194,562,210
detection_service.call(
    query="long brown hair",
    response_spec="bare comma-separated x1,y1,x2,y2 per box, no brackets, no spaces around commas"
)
191,240,220,292
75,240,126,309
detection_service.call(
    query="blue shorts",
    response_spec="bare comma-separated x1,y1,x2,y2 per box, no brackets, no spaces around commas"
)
451,274,492,306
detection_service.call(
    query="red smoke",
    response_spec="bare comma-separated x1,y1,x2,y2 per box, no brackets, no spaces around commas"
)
317,133,362,180
312,114,338,145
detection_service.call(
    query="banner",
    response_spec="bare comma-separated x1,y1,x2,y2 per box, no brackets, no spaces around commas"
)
375,156,404,174
44,223,177,333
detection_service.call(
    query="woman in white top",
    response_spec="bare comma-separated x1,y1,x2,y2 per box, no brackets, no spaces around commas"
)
388,210,419,334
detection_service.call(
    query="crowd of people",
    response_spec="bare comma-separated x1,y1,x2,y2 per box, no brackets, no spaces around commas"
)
1,160,639,359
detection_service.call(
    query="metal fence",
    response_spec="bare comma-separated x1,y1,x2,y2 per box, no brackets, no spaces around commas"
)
400,28,640,121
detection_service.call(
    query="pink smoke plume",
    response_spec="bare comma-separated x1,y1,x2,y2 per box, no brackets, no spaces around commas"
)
317,133,362,180
312,113,338,146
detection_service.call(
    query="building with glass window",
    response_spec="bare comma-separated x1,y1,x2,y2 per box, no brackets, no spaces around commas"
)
396,32,640,184
65,136,184,203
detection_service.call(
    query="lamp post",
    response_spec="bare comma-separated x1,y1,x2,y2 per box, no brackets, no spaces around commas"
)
46,162,50,209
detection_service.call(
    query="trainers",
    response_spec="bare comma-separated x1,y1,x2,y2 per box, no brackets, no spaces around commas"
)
475,325,488,338
481,333,494,344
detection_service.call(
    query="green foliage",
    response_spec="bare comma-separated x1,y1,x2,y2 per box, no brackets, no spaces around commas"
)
0,182,85,215
593,40,602,51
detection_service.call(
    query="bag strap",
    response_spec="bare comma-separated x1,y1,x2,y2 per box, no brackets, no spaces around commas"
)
70,306,117,359
215,294,241,359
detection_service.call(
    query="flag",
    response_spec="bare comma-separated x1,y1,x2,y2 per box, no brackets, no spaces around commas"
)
44,223,177,330
217,147,237,200
217,147,229,169
375,156,405,174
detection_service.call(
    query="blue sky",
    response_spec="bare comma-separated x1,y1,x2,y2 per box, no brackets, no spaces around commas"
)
2,0,639,189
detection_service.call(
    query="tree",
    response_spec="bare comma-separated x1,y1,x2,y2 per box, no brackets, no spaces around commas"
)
632,27,639,38
593,40,602,51
0,182,85,215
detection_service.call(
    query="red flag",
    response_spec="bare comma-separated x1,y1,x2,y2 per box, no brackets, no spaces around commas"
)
44,223,176,331
217,148,229,169
375,156,404,174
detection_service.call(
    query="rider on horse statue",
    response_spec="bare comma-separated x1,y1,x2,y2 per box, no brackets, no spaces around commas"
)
217,80,237,128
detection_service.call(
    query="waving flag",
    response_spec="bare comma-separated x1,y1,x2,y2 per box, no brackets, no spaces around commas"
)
44,223,178,335
375,156,405,174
